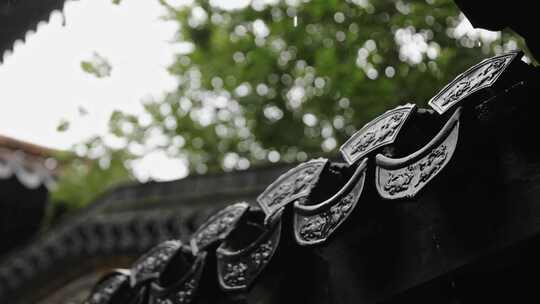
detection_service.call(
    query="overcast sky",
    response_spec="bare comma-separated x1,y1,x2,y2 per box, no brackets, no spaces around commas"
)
0,0,191,180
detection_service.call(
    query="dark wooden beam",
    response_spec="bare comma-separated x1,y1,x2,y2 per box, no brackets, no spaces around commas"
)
0,0,67,60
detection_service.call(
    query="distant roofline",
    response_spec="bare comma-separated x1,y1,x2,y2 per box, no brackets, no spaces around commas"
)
0,134,61,158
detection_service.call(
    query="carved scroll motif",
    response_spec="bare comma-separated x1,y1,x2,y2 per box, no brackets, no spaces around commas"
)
294,159,367,245
217,221,281,291
375,108,461,199
257,159,327,221
85,271,129,304
190,202,249,253
130,240,182,287
150,252,206,304
428,51,521,114
340,104,416,165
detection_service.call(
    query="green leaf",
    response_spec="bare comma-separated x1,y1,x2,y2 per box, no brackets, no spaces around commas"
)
56,119,70,132
80,52,112,78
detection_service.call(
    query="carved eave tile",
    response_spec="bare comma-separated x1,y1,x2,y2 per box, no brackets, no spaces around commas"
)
293,158,368,246
428,51,522,114
340,103,416,165
190,202,249,254
216,219,281,291
84,269,133,304
257,158,327,223
375,107,462,200
149,251,207,304
130,240,182,287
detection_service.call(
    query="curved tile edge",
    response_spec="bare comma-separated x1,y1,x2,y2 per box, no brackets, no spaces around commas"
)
375,107,462,200
293,158,368,246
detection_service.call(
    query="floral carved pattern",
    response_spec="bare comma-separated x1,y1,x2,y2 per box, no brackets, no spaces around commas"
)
86,274,127,304
382,145,447,196
221,240,273,288
383,169,414,195
257,159,326,219
428,52,519,114
416,145,448,186
222,262,248,287
175,279,197,303
154,278,199,304
340,104,415,165
152,253,206,304
130,240,181,287
191,203,248,251
217,222,281,291
375,109,461,200
250,240,273,266
298,193,355,242
350,113,404,155
293,159,367,245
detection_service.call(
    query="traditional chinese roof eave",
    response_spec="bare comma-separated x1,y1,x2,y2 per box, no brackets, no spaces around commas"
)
0,0,69,62
0,135,66,189
0,134,60,158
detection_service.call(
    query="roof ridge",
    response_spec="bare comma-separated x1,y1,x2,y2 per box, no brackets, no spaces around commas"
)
0,134,61,157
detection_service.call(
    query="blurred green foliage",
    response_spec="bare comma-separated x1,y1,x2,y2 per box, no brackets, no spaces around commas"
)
49,138,133,214
80,52,112,78
56,119,70,132
133,0,522,172
53,0,525,209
